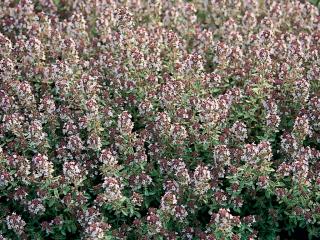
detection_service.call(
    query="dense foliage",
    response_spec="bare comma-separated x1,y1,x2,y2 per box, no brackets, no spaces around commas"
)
0,0,319,239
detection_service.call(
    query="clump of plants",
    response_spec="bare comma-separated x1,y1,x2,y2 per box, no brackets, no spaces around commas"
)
0,0,319,239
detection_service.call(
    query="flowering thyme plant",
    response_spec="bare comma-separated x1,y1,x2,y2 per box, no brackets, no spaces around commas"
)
0,0,319,239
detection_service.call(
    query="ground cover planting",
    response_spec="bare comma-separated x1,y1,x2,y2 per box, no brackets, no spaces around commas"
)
0,0,319,239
